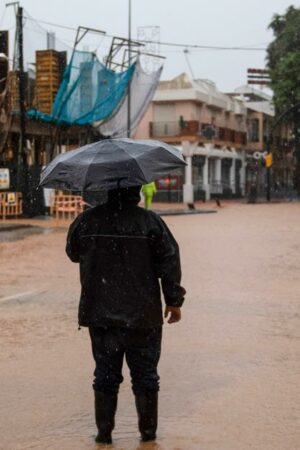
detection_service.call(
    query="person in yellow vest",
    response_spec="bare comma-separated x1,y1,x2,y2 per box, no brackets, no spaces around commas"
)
142,182,157,209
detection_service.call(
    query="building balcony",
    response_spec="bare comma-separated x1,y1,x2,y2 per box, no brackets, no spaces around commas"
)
150,120,199,137
150,120,247,147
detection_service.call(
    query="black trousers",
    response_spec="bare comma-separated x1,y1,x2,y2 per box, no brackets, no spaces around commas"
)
89,326,162,396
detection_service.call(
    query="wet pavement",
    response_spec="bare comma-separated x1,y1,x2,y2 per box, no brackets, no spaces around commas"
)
0,202,300,450
0,226,55,243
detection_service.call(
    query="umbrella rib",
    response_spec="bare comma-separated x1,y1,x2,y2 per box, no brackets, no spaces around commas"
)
121,146,147,182
83,150,97,190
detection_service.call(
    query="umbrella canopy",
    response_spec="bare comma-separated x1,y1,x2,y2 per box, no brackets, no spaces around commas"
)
39,138,186,191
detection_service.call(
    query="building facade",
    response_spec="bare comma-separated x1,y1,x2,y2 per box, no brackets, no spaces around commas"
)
135,73,248,202
228,85,275,197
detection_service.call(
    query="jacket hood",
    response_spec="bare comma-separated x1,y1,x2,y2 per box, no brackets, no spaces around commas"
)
107,186,142,206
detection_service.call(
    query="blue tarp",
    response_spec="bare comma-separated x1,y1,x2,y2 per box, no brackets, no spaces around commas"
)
27,50,136,126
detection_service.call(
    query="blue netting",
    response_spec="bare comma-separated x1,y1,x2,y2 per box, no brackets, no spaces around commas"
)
27,50,136,126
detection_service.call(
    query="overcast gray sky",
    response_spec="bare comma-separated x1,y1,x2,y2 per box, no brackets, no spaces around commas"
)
1,0,299,91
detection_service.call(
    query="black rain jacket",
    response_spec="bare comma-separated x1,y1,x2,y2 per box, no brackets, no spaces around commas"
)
66,191,186,329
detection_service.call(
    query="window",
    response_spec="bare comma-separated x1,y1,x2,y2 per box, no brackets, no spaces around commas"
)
248,119,259,142
153,103,176,122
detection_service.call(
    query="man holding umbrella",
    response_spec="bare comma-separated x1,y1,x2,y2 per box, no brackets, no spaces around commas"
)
41,138,186,444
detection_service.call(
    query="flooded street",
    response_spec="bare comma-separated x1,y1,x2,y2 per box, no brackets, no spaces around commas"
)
0,202,300,450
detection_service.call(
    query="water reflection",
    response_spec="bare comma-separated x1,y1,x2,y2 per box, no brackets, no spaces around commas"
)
94,441,168,450
0,225,56,242
16,437,181,450
134,442,164,450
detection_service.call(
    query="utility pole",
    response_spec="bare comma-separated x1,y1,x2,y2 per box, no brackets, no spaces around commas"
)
293,107,300,195
17,7,27,167
127,0,131,138
17,5,30,215
265,138,271,202
6,2,29,214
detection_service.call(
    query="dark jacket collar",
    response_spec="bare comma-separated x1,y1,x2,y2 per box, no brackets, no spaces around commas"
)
107,186,141,207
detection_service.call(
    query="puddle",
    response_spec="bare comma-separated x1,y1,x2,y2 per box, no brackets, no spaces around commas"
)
0,226,57,242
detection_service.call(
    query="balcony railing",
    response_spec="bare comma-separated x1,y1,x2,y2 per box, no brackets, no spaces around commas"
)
150,120,200,137
150,120,247,145
150,121,181,137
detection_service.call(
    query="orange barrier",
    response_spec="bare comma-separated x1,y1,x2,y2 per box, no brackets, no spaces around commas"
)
0,192,23,219
50,194,84,224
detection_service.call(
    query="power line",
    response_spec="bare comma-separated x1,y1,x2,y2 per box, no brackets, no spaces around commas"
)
23,14,267,52
24,15,77,33
138,39,266,51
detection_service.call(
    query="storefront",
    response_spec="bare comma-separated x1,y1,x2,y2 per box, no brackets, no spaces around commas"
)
182,142,246,203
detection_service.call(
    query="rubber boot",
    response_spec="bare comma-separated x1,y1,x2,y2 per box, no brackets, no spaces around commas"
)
135,392,158,441
94,391,118,444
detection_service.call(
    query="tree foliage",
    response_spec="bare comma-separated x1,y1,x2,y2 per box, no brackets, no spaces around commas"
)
267,6,300,113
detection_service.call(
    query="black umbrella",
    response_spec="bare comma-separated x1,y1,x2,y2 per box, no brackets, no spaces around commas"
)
39,138,186,191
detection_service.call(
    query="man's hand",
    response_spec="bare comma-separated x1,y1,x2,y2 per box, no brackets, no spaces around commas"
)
164,306,181,324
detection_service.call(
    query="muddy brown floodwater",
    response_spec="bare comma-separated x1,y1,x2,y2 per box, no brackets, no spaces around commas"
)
0,202,300,450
